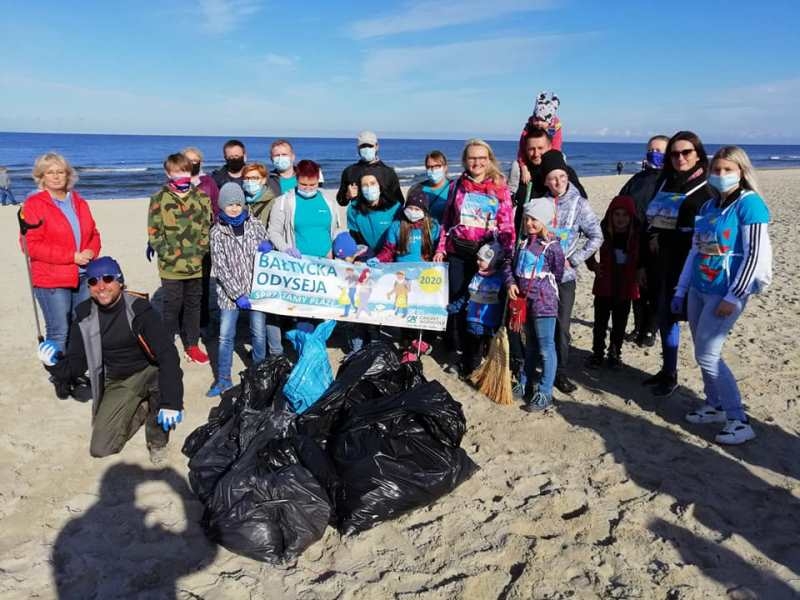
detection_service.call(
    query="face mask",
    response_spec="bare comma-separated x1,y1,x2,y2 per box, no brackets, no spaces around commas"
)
272,155,291,172
225,157,245,173
168,177,191,193
359,147,377,162
646,150,665,169
404,207,425,222
426,168,445,183
243,181,263,197
296,187,318,199
362,185,380,203
190,162,201,176
708,173,740,193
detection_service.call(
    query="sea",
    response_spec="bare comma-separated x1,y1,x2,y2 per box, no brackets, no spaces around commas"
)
1,131,799,200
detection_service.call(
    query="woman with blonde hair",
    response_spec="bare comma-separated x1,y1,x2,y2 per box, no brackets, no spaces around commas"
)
672,145,772,444
21,153,101,393
181,146,219,220
433,138,515,374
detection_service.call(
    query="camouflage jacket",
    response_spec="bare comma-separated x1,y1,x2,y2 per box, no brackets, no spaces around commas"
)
147,186,212,279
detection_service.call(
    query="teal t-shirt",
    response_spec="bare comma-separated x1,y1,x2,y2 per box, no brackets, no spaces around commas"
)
294,192,332,257
279,175,297,194
423,181,450,224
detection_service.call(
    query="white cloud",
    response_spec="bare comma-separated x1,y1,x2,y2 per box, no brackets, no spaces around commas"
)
198,0,262,35
264,53,296,68
349,0,554,39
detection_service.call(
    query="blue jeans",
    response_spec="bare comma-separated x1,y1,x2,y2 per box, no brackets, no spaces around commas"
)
217,308,267,383
687,288,747,421
525,315,557,397
0,188,17,205
34,275,89,352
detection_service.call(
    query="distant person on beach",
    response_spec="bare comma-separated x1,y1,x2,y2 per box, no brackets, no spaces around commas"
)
642,131,711,398
148,153,212,365
585,195,641,371
674,146,772,445
616,161,624,175
0,167,17,205
619,134,669,347
207,183,276,397
508,91,564,192
241,162,277,227
433,139,515,375
21,153,101,395
211,139,247,189
534,149,602,394
335,130,404,208
37,256,184,463
182,146,220,221
406,150,450,224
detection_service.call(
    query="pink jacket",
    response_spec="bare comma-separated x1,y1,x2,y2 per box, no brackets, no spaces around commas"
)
436,174,515,255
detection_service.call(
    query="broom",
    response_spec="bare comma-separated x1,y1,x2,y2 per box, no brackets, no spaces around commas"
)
469,182,531,405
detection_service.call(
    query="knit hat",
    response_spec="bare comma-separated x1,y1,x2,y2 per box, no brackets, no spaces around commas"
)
357,130,378,146
86,256,124,284
539,149,569,181
523,197,556,225
218,182,245,209
404,186,429,212
476,241,504,269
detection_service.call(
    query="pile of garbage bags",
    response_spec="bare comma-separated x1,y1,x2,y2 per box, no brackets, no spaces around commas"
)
182,342,477,563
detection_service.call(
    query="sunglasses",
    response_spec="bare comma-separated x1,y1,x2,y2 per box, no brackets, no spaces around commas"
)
88,274,118,287
670,148,695,159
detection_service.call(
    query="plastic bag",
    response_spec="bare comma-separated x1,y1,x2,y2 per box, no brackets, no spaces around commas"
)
330,380,477,534
283,320,336,414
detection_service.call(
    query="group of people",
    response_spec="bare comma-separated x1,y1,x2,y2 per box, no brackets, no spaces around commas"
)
21,93,773,462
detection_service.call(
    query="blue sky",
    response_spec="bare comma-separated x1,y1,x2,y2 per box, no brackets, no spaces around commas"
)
2,0,799,143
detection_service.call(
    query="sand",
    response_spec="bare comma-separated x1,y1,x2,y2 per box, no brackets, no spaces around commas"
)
0,171,798,599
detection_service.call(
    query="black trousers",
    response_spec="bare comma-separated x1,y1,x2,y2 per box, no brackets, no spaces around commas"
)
161,278,202,347
446,254,478,354
555,279,576,376
631,261,659,336
462,332,491,374
592,296,632,356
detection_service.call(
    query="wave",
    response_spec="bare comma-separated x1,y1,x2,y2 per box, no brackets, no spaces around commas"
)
393,166,426,174
767,155,800,161
77,166,149,173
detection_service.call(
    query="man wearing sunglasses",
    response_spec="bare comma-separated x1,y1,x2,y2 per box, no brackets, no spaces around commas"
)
37,256,184,464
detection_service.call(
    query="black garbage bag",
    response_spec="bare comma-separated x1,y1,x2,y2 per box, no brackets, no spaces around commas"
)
330,380,478,535
297,341,425,445
203,428,332,563
186,357,296,502
181,385,240,459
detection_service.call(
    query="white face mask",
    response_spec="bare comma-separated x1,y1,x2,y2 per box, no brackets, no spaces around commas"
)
362,185,380,203
404,207,425,222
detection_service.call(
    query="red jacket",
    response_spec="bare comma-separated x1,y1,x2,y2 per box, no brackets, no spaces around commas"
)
591,195,640,300
20,190,102,288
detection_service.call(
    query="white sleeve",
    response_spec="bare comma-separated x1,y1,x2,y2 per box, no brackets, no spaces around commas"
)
725,222,771,304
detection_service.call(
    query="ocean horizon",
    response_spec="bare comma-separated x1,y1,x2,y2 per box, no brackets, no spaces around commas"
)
2,131,799,200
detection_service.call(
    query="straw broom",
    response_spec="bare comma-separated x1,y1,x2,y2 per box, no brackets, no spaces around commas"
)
469,182,531,405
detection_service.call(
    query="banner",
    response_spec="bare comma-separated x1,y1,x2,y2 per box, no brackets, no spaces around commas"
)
249,252,449,331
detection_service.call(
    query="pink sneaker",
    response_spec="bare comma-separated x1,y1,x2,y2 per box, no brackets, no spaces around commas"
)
185,345,209,364
401,350,419,363
411,339,432,355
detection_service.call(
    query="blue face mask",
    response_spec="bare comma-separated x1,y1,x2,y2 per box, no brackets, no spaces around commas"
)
362,185,380,203
646,150,665,169
242,181,263,197
426,168,445,183
359,146,377,162
272,155,291,172
296,186,318,199
708,173,740,193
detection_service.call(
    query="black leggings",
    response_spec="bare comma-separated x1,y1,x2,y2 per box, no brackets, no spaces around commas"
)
446,253,478,354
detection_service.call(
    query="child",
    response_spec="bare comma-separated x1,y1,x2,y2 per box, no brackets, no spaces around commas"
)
148,153,213,364
387,271,410,317
0,167,17,206
511,91,564,187
585,195,640,370
207,183,275,396
449,241,505,376
506,198,565,412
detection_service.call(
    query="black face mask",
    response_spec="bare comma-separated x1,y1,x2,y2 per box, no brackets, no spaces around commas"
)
190,161,201,176
225,157,245,173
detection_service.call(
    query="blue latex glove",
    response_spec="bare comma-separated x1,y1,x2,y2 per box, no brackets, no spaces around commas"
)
145,243,155,262
156,408,183,432
366,257,380,267
285,247,302,259
235,295,252,310
258,240,273,253
670,294,685,314
38,340,61,366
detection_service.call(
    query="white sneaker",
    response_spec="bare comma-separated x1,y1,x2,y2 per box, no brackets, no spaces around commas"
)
715,419,756,445
685,404,727,424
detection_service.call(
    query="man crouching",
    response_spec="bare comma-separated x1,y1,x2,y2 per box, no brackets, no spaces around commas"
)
37,256,184,464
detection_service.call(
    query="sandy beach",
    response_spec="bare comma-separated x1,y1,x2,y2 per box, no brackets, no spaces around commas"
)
0,170,798,599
